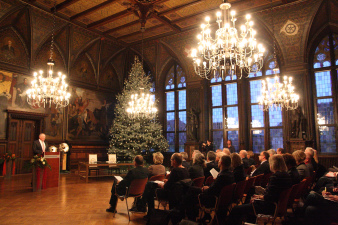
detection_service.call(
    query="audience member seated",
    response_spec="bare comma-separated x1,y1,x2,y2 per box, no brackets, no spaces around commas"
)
106,155,148,213
305,147,318,172
292,150,311,180
204,151,217,179
282,153,301,185
267,149,276,157
276,148,285,155
305,152,314,175
251,151,270,177
313,171,338,193
223,148,231,156
181,151,191,169
215,152,226,171
239,150,250,169
231,153,246,183
216,149,222,153
304,189,338,225
189,153,205,180
226,155,292,225
247,151,256,167
148,152,166,177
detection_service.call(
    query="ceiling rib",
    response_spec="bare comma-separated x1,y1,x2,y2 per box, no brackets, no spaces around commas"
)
104,20,140,35
54,0,81,12
117,24,163,40
153,13,180,32
70,0,117,21
87,10,132,29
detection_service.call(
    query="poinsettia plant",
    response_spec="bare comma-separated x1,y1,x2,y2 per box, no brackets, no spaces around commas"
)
0,152,15,164
29,154,51,169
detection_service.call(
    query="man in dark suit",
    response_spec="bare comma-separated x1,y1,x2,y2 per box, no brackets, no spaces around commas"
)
204,151,217,178
106,155,148,213
251,151,270,177
226,140,236,153
32,133,48,156
239,150,250,169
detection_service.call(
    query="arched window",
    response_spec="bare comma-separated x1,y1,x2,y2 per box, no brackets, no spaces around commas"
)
165,63,187,152
248,53,283,153
312,34,338,153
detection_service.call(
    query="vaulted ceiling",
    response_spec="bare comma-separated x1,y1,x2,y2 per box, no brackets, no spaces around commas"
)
23,0,299,45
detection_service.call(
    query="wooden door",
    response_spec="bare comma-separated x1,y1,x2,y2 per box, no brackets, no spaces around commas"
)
8,119,37,174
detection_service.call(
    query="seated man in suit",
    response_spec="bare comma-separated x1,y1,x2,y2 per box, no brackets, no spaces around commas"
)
181,151,191,169
106,155,148,213
251,151,271,177
32,133,48,156
204,151,217,179
239,150,250,169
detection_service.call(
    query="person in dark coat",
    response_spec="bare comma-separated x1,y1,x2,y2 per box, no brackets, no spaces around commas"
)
106,155,149,213
204,151,217,179
181,151,191,169
239,150,250,169
231,153,246,183
293,150,311,180
189,153,205,180
32,133,48,156
283,153,301,185
226,155,292,225
247,151,256,167
226,140,236,153
251,151,271,177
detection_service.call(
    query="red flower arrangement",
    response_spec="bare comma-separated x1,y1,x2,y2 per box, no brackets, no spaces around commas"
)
1,152,16,176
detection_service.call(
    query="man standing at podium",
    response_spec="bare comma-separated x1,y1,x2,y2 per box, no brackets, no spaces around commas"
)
33,133,48,156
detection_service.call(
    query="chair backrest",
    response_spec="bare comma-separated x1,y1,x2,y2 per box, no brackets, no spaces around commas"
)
233,179,247,201
205,176,215,186
217,183,236,210
293,179,306,199
253,174,264,186
127,178,148,197
149,174,165,181
287,182,303,208
88,154,97,167
298,177,312,198
243,176,256,195
193,177,205,188
245,167,253,175
261,172,273,188
275,187,293,218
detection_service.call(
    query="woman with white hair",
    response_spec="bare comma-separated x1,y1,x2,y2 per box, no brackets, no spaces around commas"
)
188,153,205,180
148,152,165,177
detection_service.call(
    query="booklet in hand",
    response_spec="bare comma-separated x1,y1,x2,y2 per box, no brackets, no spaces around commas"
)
210,168,219,179
114,176,123,183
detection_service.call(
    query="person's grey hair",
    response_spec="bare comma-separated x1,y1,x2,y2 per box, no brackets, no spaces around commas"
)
269,154,287,173
193,153,206,168
193,150,201,155
207,151,216,161
181,151,188,160
292,150,306,164
305,147,314,157
239,150,248,158
223,148,231,156
216,152,226,160
153,152,164,164
267,149,276,156
39,133,45,138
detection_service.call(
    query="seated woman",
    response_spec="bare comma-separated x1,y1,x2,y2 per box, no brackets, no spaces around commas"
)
230,153,246,183
148,152,166,178
189,153,205,180
292,150,311,180
283,153,301,185
226,154,292,225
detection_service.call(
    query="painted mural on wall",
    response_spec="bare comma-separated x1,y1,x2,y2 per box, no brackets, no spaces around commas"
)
67,87,115,141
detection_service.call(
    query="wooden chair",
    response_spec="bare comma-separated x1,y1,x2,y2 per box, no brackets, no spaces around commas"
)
88,154,99,176
198,183,236,225
205,176,215,186
287,181,305,211
261,173,273,188
193,176,205,188
114,178,148,221
232,179,247,206
253,174,264,186
242,176,256,203
149,174,165,181
245,167,253,176
252,187,293,225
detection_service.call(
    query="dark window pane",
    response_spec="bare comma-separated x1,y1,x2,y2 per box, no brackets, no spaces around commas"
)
167,133,175,152
250,80,262,103
252,130,265,154
317,98,334,124
179,132,186,152
178,90,186,110
270,128,283,150
227,130,239,152
334,34,338,64
269,107,283,127
166,92,175,111
166,112,175,131
226,83,238,105
211,85,222,106
165,66,175,90
315,71,332,97
176,65,186,88
213,131,223,150
212,108,223,129
319,126,336,153
251,105,264,128
225,107,239,129
313,36,331,69
178,111,187,131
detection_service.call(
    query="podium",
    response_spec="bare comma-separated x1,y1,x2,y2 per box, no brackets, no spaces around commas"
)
44,152,60,188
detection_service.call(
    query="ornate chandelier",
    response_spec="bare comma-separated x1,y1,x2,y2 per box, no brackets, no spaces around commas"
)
126,88,157,118
258,75,299,111
190,0,265,80
26,1,70,109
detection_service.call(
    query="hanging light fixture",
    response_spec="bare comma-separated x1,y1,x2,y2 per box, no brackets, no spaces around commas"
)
26,1,70,109
257,1,299,111
190,0,265,80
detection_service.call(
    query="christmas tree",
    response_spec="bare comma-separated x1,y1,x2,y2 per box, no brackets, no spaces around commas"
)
108,57,168,158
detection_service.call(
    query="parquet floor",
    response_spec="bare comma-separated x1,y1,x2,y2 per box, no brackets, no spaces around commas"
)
0,173,147,225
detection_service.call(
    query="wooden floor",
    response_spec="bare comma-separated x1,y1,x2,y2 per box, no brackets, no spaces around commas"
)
0,173,147,225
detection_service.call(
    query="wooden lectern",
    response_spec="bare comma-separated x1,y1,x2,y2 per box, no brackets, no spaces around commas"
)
44,152,60,188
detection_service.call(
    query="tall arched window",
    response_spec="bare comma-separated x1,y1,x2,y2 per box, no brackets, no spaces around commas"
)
248,53,283,153
165,63,187,152
312,34,338,153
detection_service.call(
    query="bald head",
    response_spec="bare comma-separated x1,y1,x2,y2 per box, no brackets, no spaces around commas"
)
39,133,46,142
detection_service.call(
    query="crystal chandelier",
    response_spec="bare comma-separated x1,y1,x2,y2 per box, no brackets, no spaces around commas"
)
190,0,265,80
126,88,157,118
26,1,70,109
